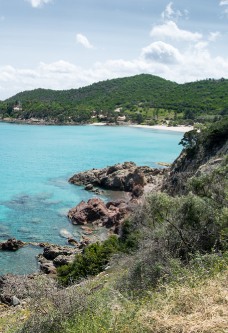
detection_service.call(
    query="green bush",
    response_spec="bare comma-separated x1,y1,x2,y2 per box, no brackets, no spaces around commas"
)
58,236,120,285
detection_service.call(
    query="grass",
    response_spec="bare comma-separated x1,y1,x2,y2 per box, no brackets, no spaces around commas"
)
1,254,227,333
0,306,28,333
54,265,228,333
140,270,228,333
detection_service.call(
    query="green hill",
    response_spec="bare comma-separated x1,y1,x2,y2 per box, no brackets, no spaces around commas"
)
0,74,227,124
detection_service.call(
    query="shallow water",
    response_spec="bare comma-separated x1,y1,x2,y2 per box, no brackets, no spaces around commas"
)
0,123,183,274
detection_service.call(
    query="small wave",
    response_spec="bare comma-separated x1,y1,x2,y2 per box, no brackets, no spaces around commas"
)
59,228,73,239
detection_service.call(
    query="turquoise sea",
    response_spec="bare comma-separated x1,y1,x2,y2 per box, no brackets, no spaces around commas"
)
0,123,183,275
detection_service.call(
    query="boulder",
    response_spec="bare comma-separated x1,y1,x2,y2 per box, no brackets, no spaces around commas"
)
68,238,79,246
0,294,12,306
68,198,131,231
12,296,20,306
42,245,77,260
68,198,110,225
69,161,163,194
84,184,94,191
0,238,25,251
53,254,75,267
40,262,57,274
132,184,144,198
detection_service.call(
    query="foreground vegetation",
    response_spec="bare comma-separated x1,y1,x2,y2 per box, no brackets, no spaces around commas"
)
1,118,227,333
0,74,227,124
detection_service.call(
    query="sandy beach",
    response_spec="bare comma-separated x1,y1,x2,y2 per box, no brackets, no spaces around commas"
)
89,122,107,126
129,124,194,133
89,122,194,132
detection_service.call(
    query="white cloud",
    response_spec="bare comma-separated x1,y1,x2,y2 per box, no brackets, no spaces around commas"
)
39,60,78,74
220,0,228,15
25,0,52,8
141,41,182,64
1,36,227,101
208,31,221,42
161,2,188,21
150,21,202,42
0,9,227,101
161,2,174,20
220,0,228,5
76,33,94,49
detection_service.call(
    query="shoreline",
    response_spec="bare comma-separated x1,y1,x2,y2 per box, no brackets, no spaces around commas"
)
128,124,194,133
1,119,194,133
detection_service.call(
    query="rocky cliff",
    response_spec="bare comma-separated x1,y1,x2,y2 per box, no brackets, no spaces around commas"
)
163,120,228,195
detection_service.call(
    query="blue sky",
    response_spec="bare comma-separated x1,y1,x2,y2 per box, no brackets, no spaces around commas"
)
0,0,227,99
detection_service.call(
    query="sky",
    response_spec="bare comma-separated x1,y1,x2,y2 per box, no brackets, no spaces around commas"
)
0,0,227,100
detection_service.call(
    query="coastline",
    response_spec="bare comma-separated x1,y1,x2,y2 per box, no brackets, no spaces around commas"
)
129,124,194,133
1,119,194,133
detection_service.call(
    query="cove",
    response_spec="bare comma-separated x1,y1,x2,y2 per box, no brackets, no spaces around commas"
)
0,123,183,275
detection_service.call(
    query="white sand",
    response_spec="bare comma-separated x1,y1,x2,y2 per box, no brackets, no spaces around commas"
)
89,122,107,126
129,124,194,133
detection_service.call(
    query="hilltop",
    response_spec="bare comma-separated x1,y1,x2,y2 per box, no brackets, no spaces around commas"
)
0,74,227,124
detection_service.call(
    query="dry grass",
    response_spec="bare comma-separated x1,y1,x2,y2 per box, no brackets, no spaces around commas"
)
140,271,228,333
0,306,28,333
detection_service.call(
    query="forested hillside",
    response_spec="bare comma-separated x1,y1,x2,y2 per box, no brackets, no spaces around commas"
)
0,74,227,124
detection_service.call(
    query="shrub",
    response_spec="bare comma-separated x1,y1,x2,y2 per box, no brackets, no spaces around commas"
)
58,235,120,285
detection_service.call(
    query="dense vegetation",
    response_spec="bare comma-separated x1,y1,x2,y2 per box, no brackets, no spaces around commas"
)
57,120,228,287
1,119,227,333
0,74,227,124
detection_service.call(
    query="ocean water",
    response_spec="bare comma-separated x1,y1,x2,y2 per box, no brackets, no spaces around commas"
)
0,123,183,275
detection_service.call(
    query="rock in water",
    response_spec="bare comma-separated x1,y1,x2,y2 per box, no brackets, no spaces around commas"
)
68,197,131,232
69,161,165,193
0,238,25,251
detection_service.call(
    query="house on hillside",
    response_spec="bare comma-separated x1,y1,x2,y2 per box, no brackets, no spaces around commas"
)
117,115,126,121
13,102,22,112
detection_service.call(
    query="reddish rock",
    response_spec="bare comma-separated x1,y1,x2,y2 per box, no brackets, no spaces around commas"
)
68,198,131,231
68,198,110,225
69,161,165,194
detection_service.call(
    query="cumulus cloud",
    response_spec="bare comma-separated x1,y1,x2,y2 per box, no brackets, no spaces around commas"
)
150,21,202,42
39,60,78,74
76,33,94,49
1,37,227,101
141,41,182,64
25,0,52,8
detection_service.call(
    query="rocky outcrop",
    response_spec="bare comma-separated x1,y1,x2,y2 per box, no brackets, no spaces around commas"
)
69,161,166,193
42,245,78,260
68,198,130,232
38,244,80,274
68,162,166,233
0,238,25,251
163,132,228,195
